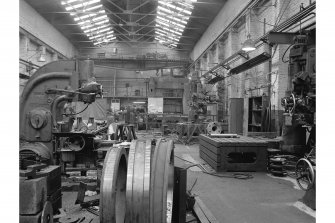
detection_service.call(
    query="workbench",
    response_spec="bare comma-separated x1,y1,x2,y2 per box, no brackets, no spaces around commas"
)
199,134,268,172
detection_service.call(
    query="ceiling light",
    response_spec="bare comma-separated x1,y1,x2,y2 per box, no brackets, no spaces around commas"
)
83,24,109,33
65,0,100,11
157,16,185,29
158,1,192,15
157,11,187,24
133,101,146,104
93,37,116,45
38,46,46,62
156,25,182,36
61,0,81,5
83,4,102,12
242,34,256,52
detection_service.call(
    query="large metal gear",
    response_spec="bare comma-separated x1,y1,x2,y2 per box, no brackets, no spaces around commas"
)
100,147,128,223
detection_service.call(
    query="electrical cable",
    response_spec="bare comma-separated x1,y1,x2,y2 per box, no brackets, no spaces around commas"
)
282,44,294,63
188,178,198,193
64,104,89,116
175,155,253,180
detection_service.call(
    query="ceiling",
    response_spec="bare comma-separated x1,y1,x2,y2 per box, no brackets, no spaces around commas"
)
24,0,226,53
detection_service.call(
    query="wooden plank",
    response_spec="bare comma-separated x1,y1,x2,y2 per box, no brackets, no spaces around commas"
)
199,139,221,155
199,145,220,162
200,134,267,147
199,134,222,148
194,197,219,223
199,150,220,171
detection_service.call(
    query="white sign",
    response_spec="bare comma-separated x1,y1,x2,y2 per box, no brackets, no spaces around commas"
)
148,97,163,114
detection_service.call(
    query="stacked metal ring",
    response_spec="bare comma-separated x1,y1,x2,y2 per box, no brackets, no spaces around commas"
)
100,138,174,223
100,147,128,223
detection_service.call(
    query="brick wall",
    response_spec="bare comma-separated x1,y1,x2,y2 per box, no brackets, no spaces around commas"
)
19,0,77,58
191,0,316,134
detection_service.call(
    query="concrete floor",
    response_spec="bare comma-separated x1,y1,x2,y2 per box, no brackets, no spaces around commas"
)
174,143,315,223
60,139,315,223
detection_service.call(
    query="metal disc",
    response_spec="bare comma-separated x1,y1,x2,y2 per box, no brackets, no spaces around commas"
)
207,122,222,134
125,140,152,223
100,147,128,223
41,201,54,223
150,138,174,223
58,216,79,223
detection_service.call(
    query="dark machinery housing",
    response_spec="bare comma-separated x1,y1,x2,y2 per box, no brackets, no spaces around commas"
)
19,59,104,171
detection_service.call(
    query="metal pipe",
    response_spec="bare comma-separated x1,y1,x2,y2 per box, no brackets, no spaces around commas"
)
51,95,72,129
114,69,116,97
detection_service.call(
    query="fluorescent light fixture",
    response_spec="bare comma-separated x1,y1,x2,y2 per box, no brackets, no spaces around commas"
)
78,15,107,25
61,0,114,46
93,37,116,45
94,34,115,42
176,2,194,9
74,13,96,21
65,0,100,11
155,0,196,47
61,0,81,5
133,101,146,104
156,30,180,40
156,20,184,32
157,16,185,29
83,4,102,12
155,28,180,38
157,6,187,18
156,25,182,36
88,31,114,39
83,24,109,33
158,1,192,15
92,15,108,21
156,32,179,42
157,11,187,24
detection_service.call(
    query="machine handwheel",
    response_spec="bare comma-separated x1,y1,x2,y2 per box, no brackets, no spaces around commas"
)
295,158,315,191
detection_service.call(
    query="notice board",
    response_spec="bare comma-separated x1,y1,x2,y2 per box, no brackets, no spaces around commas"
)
148,97,163,114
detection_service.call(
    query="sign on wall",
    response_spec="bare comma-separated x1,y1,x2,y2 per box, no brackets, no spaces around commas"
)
148,97,163,114
111,99,120,112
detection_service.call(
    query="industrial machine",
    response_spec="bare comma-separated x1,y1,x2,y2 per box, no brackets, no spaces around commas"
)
280,30,316,209
19,60,187,222
19,59,104,222
19,59,103,170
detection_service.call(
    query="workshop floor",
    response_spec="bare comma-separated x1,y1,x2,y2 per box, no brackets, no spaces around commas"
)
61,138,315,223
174,143,316,223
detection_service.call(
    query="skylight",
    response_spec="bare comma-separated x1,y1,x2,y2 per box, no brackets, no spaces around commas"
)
155,0,197,48
61,0,115,46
